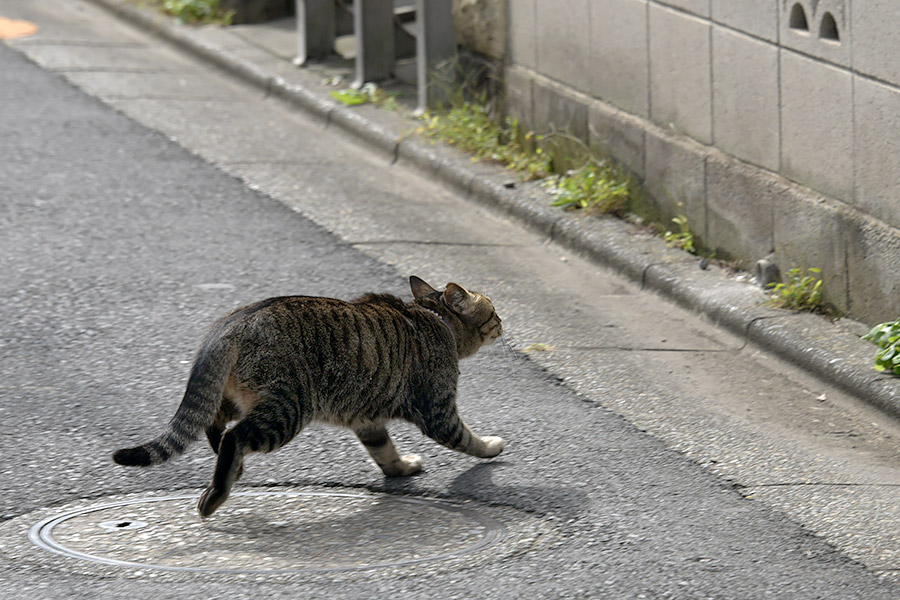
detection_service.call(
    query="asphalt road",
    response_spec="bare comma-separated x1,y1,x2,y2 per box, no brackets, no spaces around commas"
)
1,19,899,600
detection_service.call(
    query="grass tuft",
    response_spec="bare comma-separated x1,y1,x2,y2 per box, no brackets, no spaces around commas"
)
420,100,635,218
544,161,631,217
420,102,551,180
767,267,837,315
143,0,235,25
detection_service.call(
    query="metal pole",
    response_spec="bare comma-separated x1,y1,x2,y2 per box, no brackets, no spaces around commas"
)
294,0,336,66
415,0,457,113
352,0,395,88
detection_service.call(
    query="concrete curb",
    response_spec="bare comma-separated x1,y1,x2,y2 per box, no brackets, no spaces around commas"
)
86,0,900,419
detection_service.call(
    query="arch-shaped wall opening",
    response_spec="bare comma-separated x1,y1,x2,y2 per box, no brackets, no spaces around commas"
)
789,3,809,31
819,12,840,41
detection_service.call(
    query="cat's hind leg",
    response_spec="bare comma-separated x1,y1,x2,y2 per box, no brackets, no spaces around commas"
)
411,394,505,459
198,386,306,518
354,423,423,477
197,428,242,518
205,397,241,455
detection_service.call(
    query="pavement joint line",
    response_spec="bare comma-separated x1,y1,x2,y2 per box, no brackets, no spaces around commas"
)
13,39,147,47
222,160,336,166
47,67,182,74
556,345,733,353
347,240,530,248
749,482,900,488
80,0,900,423
102,95,246,102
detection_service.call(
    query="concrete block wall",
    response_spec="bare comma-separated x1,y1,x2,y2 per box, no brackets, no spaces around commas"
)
505,0,900,324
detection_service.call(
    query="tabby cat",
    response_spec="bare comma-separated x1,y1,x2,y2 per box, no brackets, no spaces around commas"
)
113,276,505,517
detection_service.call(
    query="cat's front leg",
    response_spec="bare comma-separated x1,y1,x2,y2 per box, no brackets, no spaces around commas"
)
451,431,504,458
412,397,505,459
354,424,423,477
473,435,505,458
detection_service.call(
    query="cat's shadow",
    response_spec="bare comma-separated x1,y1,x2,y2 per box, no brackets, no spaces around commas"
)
191,492,491,563
374,461,587,522
443,461,589,522
212,463,587,551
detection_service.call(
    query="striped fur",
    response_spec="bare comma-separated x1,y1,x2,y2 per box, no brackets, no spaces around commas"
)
113,276,504,517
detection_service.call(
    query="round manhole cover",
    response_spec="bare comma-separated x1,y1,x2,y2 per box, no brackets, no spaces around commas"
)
23,488,512,576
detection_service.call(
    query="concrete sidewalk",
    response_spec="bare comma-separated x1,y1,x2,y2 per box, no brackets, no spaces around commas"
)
82,0,900,423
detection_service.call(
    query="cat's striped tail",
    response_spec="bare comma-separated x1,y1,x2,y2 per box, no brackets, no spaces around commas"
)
112,342,235,467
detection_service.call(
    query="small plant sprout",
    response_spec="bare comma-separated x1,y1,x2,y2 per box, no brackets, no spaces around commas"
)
331,83,400,110
664,215,696,254
546,161,631,216
522,343,554,353
420,101,551,180
862,319,900,375
767,267,834,315
160,0,234,24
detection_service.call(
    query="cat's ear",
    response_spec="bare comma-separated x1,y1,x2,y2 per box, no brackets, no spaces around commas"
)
443,283,475,315
410,276,438,299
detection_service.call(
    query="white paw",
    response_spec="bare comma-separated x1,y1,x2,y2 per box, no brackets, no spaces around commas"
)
382,454,423,477
398,454,423,475
480,436,505,458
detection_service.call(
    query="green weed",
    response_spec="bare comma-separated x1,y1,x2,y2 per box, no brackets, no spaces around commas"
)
420,102,551,180
767,267,834,314
545,161,631,217
421,99,635,214
331,83,401,111
862,319,900,375
156,0,234,24
663,215,696,254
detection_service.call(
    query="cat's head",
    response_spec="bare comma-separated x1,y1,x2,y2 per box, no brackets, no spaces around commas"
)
410,276,502,357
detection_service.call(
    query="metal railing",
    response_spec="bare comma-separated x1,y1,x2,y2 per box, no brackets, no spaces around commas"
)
294,0,457,112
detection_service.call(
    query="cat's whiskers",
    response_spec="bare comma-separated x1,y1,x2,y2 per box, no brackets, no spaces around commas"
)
481,335,520,362
498,336,521,361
